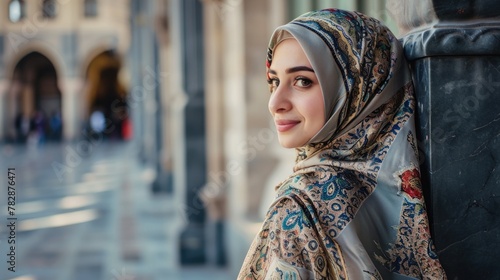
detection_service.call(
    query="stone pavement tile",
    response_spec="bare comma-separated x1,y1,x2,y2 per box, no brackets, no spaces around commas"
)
23,250,62,268
2,143,236,280
111,166,233,280
73,263,104,280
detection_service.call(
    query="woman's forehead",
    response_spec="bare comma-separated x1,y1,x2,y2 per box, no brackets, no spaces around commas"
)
270,39,313,72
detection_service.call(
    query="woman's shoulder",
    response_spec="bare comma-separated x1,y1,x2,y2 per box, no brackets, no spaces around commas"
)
270,168,368,232
274,172,315,197
275,168,342,198
270,170,333,213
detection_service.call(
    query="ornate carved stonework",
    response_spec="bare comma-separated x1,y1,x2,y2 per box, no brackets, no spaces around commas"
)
402,24,500,59
387,0,500,35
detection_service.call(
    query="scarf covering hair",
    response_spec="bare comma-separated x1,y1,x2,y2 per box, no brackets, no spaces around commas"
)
238,9,447,280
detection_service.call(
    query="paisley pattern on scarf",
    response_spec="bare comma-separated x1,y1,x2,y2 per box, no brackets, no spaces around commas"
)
266,259,315,280
238,8,446,280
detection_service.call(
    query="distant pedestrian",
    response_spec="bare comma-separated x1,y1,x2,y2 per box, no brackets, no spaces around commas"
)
90,109,106,134
49,110,62,141
30,110,46,146
238,9,446,279
14,112,29,143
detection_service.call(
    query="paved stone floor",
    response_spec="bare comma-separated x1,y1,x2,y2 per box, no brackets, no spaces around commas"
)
0,141,233,280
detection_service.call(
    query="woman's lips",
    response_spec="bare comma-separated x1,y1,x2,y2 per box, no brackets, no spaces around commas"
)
275,120,300,132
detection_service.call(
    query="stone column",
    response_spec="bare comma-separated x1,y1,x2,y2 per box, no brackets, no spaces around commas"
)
201,0,227,267
176,0,208,265
164,0,186,268
0,33,5,141
223,2,252,274
153,0,174,195
0,80,7,141
129,0,158,166
61,77,82,141
139,0,165,193
388,1,500,278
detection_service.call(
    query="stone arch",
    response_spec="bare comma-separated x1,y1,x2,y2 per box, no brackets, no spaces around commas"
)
4,51,63,143
83,49,128,140
79,45,117,78
5,43,65,82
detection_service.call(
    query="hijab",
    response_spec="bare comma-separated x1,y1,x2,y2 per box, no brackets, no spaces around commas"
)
239,9,446,280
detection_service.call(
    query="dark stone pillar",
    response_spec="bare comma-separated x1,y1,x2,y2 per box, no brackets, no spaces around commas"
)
389,1,500,278
179,0,207,265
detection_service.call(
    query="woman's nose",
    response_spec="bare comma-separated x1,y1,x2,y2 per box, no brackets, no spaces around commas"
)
268,85,292,114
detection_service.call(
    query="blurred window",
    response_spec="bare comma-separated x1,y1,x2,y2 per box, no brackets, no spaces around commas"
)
42,0,57,18
84,0,98,17
9,0,25,22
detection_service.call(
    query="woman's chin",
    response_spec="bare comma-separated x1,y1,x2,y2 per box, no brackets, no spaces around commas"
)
278,137,306,149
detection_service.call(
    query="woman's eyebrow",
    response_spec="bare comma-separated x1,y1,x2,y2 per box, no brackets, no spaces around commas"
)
268,69,277,75
268,66,315,75
286,66,315,73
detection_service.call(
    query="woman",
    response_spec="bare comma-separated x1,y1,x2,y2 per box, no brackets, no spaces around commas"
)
238,9,446,280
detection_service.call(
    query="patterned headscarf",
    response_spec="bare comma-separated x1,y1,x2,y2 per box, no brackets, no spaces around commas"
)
267,9,409,146
239,9,447,279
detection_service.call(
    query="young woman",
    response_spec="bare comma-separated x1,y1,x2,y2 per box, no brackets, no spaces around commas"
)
238,9,447,280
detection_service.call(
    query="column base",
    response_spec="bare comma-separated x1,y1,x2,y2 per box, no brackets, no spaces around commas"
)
179,223,206,265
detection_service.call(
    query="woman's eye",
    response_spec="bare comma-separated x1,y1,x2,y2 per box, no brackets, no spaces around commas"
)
267,78,279,92
294,77,312,88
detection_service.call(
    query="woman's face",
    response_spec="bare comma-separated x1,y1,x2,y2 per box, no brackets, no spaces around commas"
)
268,38,325,148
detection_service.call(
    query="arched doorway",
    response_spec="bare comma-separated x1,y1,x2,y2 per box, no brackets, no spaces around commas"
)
8,52,62,143
84,50,128,140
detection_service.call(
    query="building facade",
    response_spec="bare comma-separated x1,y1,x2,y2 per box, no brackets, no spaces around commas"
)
0,0,130,143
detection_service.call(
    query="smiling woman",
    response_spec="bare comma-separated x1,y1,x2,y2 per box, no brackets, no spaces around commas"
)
238,8,447,280
267,38,324,148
